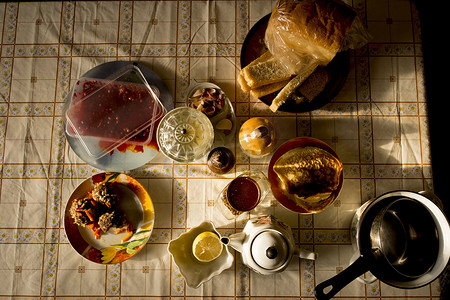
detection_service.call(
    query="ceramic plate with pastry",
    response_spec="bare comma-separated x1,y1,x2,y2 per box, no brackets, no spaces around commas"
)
268,137,343,213
240,0,370,113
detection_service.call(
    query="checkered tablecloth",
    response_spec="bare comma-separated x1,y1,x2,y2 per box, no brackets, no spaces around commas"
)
0,0,440,298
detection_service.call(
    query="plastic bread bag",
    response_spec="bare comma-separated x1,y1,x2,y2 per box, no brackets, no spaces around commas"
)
265,0,371,74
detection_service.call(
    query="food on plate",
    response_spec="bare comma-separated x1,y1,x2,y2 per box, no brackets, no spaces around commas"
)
188,87,225,118
273,146,342,211
286,67,332,104
192,231,223,262
239,51,293,91
266,0,357,69
69,181,133,240
98,210,127,233
70,196,101,227
249,78,292,99
297,67,331,101
91,182,118,208
239,0,369,111
269,62,318,111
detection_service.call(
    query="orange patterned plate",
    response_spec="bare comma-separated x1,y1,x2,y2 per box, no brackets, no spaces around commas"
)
64,172,154,264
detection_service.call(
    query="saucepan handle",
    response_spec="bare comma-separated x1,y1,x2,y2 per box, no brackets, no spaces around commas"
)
315,255,371,300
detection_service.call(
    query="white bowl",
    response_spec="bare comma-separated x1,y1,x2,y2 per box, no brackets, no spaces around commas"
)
167,221,233,288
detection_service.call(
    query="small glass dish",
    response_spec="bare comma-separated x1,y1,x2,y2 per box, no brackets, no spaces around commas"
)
167,221,233,288
156,107,214,162
215,169,270,220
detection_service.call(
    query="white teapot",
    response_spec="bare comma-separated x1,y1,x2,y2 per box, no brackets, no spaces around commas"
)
221,215,317,275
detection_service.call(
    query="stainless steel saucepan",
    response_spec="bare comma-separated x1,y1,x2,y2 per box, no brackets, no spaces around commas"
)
315,191,450,300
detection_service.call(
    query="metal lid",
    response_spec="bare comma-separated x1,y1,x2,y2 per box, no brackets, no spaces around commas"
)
251,230,289,270
207,147,235,174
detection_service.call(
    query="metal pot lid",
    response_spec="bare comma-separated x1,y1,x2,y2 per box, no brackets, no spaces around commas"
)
251,230,289,270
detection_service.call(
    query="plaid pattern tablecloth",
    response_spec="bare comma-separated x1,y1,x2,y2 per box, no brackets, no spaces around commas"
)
0,0,440,298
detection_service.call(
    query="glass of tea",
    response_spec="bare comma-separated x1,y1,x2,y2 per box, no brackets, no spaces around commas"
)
216,170,270,220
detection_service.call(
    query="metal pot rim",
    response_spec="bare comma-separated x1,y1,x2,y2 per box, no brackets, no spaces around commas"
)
355,190,450,288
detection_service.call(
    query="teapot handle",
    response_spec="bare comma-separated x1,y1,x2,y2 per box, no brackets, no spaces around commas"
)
294,248,317,260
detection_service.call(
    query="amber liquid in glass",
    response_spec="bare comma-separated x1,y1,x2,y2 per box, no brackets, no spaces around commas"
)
224,177,260,215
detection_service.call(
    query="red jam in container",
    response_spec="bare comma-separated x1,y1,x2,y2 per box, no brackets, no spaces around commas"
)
65,64,166,159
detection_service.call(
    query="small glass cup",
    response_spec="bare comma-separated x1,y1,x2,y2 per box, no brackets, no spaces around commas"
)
216,170,270,220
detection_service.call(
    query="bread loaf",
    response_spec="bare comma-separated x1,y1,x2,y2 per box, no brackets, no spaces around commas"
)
250,78,292,98
297,67,331,100
239,0,357,111
241,51,293,89
238,73,251,93
265,0,356,71
269,61,318,112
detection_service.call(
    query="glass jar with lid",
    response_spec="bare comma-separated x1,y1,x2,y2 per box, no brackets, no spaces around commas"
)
156,107,214,162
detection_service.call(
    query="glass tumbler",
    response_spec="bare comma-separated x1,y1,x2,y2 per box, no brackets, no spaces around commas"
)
216,169,270,220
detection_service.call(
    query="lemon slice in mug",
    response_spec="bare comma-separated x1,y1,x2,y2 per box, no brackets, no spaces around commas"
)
192,231,223,262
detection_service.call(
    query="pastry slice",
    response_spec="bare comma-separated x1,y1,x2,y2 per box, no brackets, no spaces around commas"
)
273,146,342,210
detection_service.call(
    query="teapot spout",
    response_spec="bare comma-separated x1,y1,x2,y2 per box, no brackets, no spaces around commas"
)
221,232,246,253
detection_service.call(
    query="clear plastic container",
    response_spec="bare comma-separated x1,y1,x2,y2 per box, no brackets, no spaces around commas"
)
65,64,166,159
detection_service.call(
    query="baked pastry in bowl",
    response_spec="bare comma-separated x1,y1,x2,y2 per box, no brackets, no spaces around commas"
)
268,137,343,213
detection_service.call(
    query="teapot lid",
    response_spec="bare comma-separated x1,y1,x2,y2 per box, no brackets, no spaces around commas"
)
251,230,289,270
